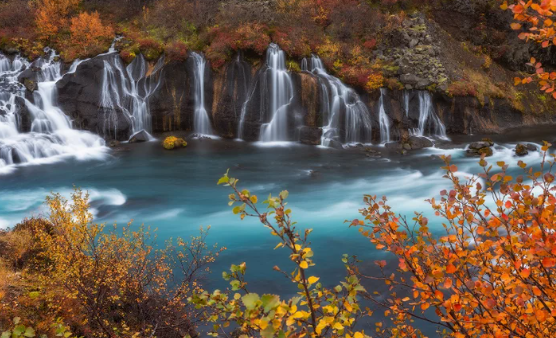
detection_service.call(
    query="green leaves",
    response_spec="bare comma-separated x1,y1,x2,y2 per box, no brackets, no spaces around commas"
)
241,293,260,310
261,294,280,312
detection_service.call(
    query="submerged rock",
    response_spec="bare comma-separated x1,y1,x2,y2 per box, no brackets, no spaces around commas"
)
407,136,433,149
129,130,150,143
328,140,344,150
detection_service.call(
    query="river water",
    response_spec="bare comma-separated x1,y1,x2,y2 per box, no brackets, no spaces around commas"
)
0,126,553,332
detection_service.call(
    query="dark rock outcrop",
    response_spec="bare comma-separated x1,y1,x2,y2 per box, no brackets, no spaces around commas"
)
56,53,132,140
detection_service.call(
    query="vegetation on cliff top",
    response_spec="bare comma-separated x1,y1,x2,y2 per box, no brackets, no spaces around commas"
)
2,0,552,99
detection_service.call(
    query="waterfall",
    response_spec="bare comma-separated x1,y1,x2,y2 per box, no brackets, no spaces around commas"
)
378,88,390,143
237,44,294,142
304,55,373,145
0,49,106,174
410,91,448,140
403,91,410,116
190,52,214,135
260,44,294,142
99,53,164,140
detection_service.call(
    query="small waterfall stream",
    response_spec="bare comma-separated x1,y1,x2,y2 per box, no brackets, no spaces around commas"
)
302,55,373,146
99,53,164,140
410,91,448,140
190,52,214,136
0,49,106,173
378,88,391,143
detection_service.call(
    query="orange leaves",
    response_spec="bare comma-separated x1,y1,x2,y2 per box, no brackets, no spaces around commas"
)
69,11,114,57
503,1,556,99
357,151,556,337
511,22,523,30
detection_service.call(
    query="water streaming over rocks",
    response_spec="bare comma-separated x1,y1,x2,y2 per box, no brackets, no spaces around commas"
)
237,44,295,142
190,52,214,136
0,49,106,174
302,55,373,146
99,53,164,140
409,91,448,140
378,88,391,143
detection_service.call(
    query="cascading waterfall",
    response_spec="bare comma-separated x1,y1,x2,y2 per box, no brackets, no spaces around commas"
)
302,55,373,145
237,44,295,142
99,53,164,140
0,49,106,173
260,44,294,142
410,91,448,140
190,52,214,135
378,88,391,143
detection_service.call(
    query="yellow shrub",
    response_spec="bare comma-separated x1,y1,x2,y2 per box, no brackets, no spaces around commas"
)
163,136,187,150
366,72,384,91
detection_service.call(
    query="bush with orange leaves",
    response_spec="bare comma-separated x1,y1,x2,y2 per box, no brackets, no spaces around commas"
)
65,11,114,58
0,189,223,338
350,142,556,337
33,0,79,40
503,0,556,99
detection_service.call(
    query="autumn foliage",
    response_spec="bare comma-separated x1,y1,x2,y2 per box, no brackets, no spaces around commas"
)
504,0,556,98
351,142,556,337
0,189,222,337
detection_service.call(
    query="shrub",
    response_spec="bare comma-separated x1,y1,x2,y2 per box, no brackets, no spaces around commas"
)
163,136,187,150
165,40,188,62
138,37,163,61
1,189,221,337
65,11,114,58
365,72,385,91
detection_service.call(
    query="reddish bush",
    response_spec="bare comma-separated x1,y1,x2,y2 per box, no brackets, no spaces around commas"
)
165,40,188,62
447,80,478,97
137,37,163,60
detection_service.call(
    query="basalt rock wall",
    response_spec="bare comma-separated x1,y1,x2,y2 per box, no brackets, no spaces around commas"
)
54,52,556,145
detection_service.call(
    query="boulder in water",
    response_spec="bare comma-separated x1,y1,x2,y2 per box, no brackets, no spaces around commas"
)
468,141,492,150
129,130,150,143
466,142,493,157
515,143,528,156
408,136,434,150
328,140,344,150
163,136,187,150
526,143,537,151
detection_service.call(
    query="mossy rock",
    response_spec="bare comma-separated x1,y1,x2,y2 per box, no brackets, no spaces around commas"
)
478,147,493,157
163,136,187,150
515,143,528,156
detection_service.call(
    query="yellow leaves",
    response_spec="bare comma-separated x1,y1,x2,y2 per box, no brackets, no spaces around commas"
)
500,1,508,10
299,261,309,269
249,195,258,204
307,276,319,285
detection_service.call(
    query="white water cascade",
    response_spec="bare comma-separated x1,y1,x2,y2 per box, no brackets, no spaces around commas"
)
190,52,214,135
99,53,164,140
302,55,373,146
0,49,106,174
377,88,391,143
410,91,448,140
259,44,294,142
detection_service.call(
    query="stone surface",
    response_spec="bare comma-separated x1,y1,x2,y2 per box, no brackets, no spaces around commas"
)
129,130,150,143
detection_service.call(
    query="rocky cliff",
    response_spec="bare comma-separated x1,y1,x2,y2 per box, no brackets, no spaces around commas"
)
51,47,556,146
